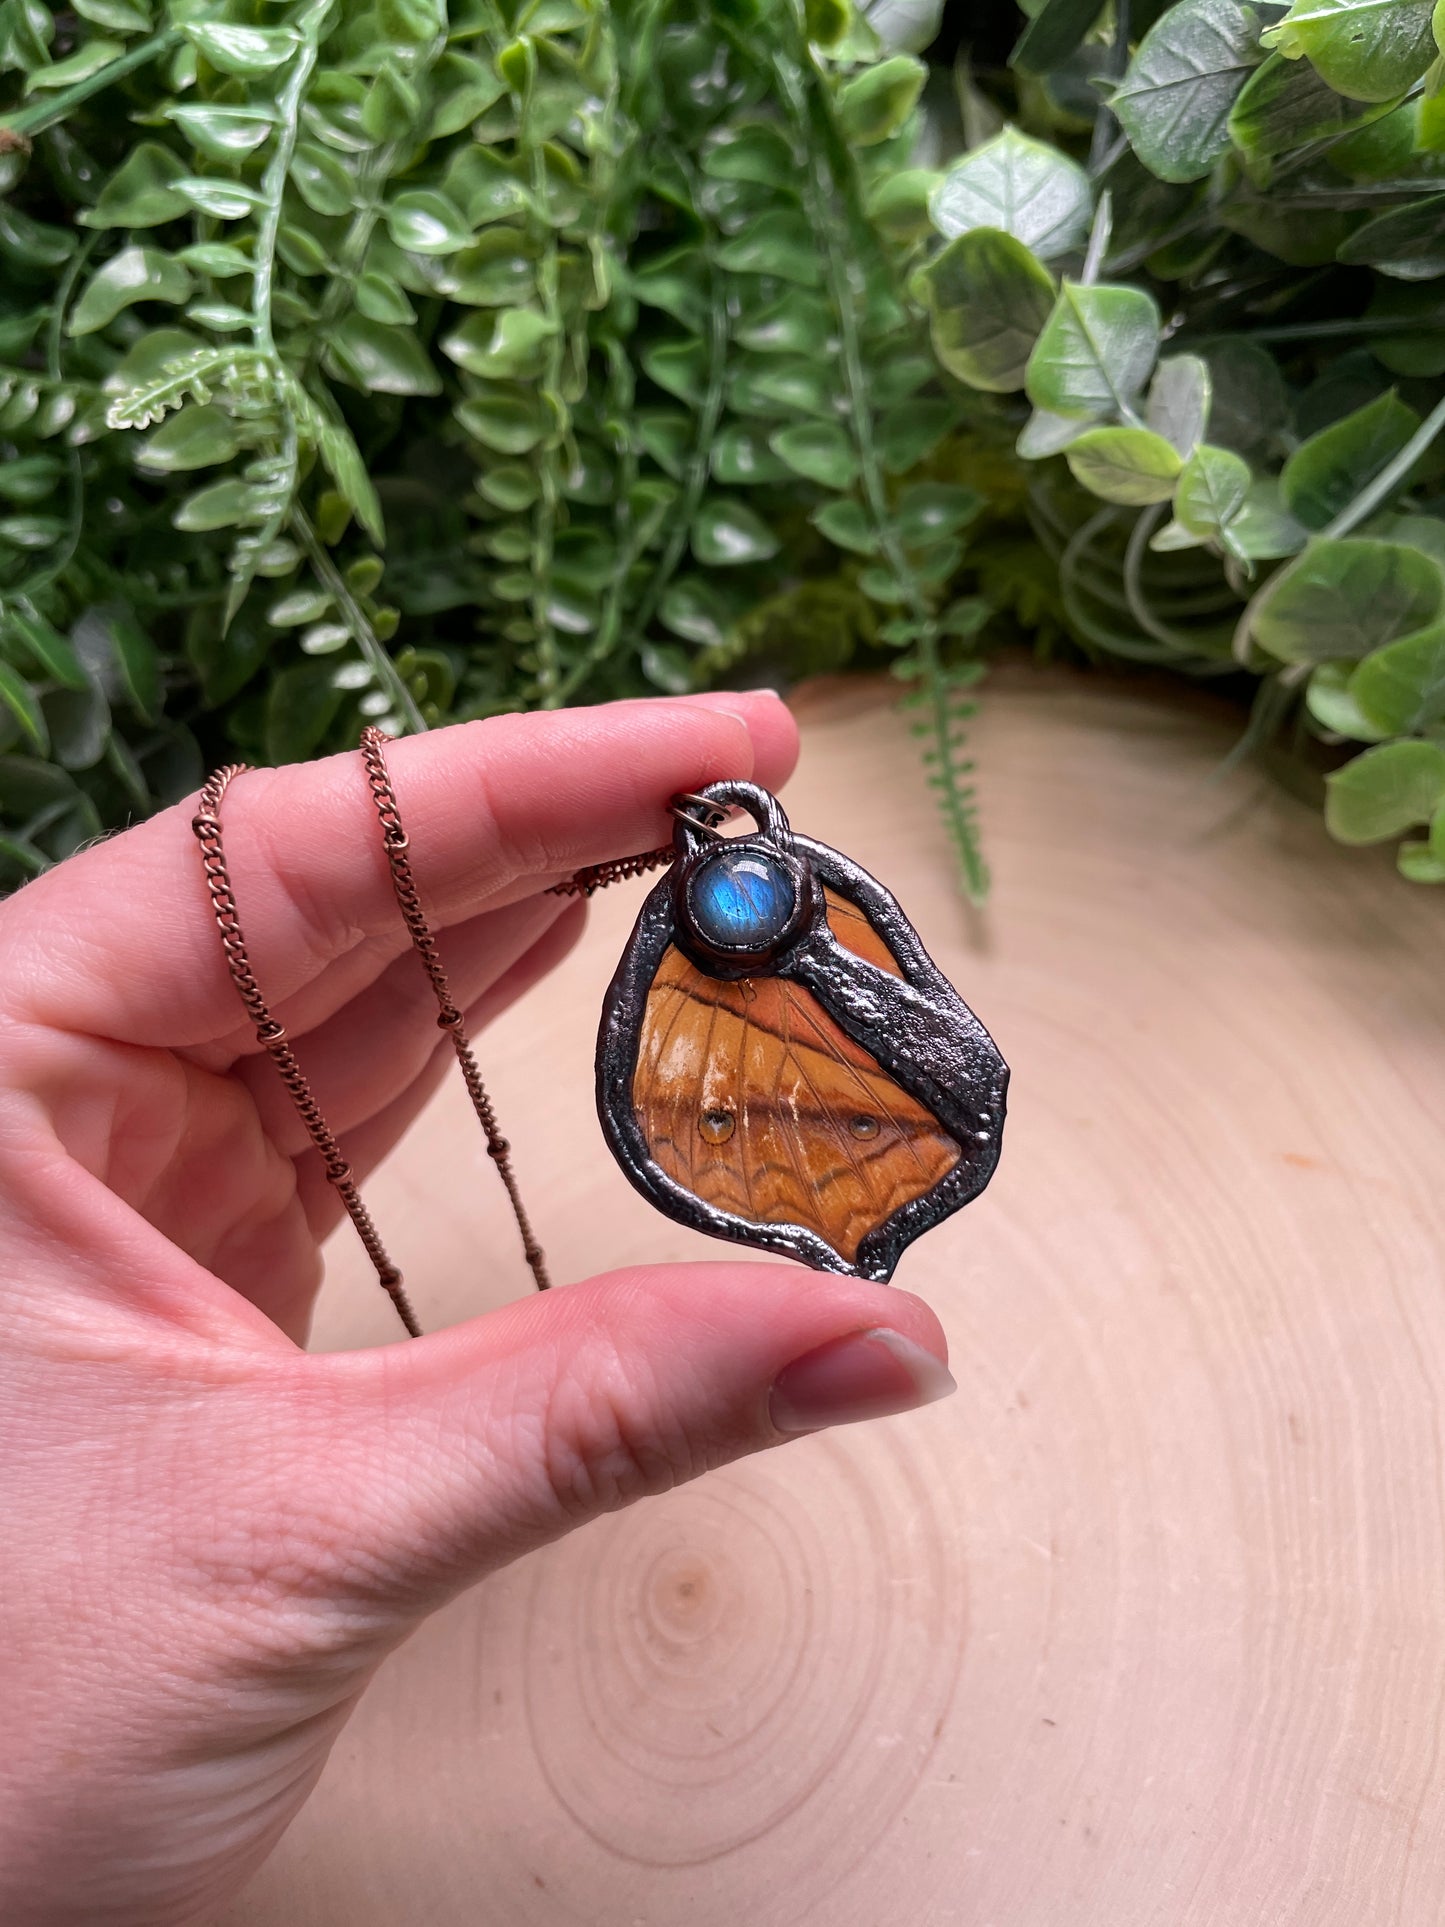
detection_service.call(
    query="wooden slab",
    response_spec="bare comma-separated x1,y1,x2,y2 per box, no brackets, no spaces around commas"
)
218,666,1445,1926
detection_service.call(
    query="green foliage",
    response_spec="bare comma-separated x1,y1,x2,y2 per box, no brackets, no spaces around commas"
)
3,0,1445,899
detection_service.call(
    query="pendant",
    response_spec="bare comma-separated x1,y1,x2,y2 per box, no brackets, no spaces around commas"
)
596,780,1008,1281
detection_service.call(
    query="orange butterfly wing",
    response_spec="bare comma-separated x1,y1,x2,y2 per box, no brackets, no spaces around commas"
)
631,890,961,1263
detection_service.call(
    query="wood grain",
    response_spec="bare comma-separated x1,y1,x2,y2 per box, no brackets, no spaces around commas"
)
216,664,1445,1927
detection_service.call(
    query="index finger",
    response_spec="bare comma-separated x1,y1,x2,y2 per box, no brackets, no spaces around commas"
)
3,691,798,1047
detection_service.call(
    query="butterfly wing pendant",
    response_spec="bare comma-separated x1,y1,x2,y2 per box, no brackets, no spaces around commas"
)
596,780,1008,1281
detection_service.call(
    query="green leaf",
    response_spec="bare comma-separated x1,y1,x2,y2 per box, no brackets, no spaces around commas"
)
1281,391,1420,529
174,178,266,222
184,21,301,75
1349,623,1445,732
264,663,344,765
711,423,790,484
1025,282,1161,420
137,402,241,473
835,54,927,146
1231,477,1311,559
769,421,860,488
177,242,252,277
812,497,879,553
173,478,259,534
1325,739,1445,841
385,190,474,256
1066,426,1185,503
81,606,158,721
363,63,421,141
876,398,960,472
441,308,556,379
1306,660,1390,739
929,127,1092,259
702,121,798,188
1337,193,1445,279
78,142,188,229
0,662,48,755
353,272,415,326
25,37,125,90
326,316,442,396
68,246,192,337
1229,51,1397,181
166,104,275,160
1013,0,1107,75
641,337,708,407
455,390,552,453
73,0,152,28
659,577,738,646
1252,537,1445,661
1145,354,1211,456
1262,0,1437,103
3,607,86,690
893,483,983,542
692,499,781,566
317,421,384,546
716,212,823,285
289,142,355,218
1175,443,1251,544
1397,837,1445,881
45,681,110,771
1112,0,1268,181
915,228,1055,393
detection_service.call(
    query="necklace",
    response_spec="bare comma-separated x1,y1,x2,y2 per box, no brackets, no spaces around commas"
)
193,731,1007,1335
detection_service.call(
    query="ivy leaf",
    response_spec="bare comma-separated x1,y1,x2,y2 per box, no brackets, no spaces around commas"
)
0,663,49,756
929,127,1092,259
769,421,860,488
1112,0,1268,182
915,228,1055,393
812,498,879,553
1229,51,1398,181
165,104,276,160
1324,739,1445,841
264,663,344,765
1025,282,1161,420
692,499,781,565
1145,354,1211,456
1338,193,1445,279
1261,0,1438,103
385,190,474,255
1174,443,1252,549
835,55,927,146
24,38,126,91
1281,391,1420,529
1306,660,1390,740
69,247,192,337
1349,625,1445,733
184,22,301,75
1013,0,1108,75
137,403,241,473
326,316,442,396
716,211,822,285
78,142,188,229
1252,537,1445,661
1066,426,1184,503
711,423,790,485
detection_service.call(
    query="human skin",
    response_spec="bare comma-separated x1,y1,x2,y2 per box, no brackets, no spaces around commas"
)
0,691,954,1925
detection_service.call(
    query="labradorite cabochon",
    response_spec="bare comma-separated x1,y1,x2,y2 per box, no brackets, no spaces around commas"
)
686,845,796,952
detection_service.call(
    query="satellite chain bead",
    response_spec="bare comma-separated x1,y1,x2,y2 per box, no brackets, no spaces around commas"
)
193,739,692,1337
191,764,422,1339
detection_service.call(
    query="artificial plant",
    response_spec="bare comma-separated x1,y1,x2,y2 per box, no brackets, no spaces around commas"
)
2,0,1445,896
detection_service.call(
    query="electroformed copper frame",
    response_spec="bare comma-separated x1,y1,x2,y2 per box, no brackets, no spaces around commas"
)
596,779,1010,1282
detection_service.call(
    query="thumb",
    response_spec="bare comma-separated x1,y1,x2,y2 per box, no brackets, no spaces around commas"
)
296,1263,955,1611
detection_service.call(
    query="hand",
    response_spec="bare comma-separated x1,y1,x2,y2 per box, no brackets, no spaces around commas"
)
0,692,954,1926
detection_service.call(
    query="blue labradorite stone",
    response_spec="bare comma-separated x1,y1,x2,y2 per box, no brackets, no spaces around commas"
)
688,847,796,951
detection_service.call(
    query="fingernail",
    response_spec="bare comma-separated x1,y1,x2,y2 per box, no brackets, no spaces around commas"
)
769,1328,956,1435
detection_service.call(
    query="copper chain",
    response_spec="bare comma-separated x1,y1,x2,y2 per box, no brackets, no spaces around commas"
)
192,740,679,1338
